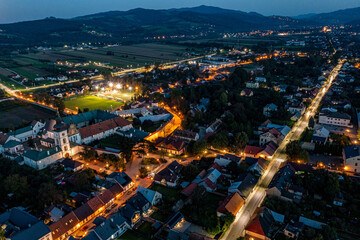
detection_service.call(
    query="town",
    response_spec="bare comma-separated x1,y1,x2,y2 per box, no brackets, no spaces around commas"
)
1,3,360,240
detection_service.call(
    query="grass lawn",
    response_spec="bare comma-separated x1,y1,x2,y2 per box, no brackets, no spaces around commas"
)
0,75,25,90
149,184,181,203
118,230,149,240
64,95,123,111
151,210,171,222
137,221,157,238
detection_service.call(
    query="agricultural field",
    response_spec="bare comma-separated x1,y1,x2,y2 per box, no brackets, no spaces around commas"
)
0,100,56,129
64,95,124,111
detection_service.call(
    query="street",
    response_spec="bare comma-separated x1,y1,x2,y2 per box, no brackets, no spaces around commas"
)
222,59,344,240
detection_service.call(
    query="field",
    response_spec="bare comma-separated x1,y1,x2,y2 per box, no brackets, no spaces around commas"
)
64,95,124,111
96,90,134,102
0,100,56,129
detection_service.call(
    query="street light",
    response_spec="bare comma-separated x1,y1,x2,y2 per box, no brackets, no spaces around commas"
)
116,84,121,89
129,86,132,91
109,82,113,88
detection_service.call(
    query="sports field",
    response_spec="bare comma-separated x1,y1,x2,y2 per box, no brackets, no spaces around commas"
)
96,90,134,102
64,95,124,111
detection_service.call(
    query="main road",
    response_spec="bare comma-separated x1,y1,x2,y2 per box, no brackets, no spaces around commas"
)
222,59,344,240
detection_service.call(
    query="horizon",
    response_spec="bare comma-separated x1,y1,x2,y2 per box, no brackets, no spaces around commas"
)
0,0,360,24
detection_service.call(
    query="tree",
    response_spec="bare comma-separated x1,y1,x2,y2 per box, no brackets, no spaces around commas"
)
234,132,248,150
285,141,309,162
54,98,65,114
4,174,28,198
181,164,200,181
139,167,149,178
221,212,235,231
309,116,315,129
80,146,97,161
211,133,229,150
0,228,5,240
38,183,63,207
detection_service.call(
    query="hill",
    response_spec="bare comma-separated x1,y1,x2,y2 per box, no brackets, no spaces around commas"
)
0,6,304,48
304,7,360,25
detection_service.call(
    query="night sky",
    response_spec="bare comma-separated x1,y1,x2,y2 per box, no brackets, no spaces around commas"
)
0,0,359,23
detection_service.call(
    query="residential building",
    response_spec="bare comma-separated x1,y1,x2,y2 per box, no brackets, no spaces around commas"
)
136,186,163,206
343,145,360,172
205,119,222,133
0,207,52,240
228,173,258,199
263,103,278,117
246,81,259,89
106,172,134,192
216,192,245,217
311,127,330,144
172,129,199,142
319,111,352,128
214,153,242,167
245,207,284,240
240,88,254,97
154,160,182,187
155,137,186,155
79,116,132,144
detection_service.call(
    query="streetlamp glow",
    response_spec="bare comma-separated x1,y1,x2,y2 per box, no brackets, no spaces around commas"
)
95,86,99,90
116,84,121,89
129,86,132,91
109,82,113,88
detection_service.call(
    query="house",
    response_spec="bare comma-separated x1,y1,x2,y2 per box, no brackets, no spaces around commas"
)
259,124,291,146
6,121,45,142
216,192,245,217
228,173,258,199
23,146,63,170
287,101,306,115
246,81,259,89
61,158,84,172
266,164,296,201
0,207,52,240
50,211,80,240
241,88,254,97
155,137,186,155
311,127,330,145
172,129,199,142
79,116,132,144
245,207,284,240
319,111,352,128
106,172,134,192
283,222,303,239
206,119,222,133
154,160,182,187
0,133,17,153
136,186,163,206
181,182,198,197
248,158,270,175
263,103,278,117
214,153,242,167
255,77,267,83
298,216,325,230
199,168,222,192
343,145,360,173
165,211,185,229
3,139,24,155
86,212,129,240
244,145,265,158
